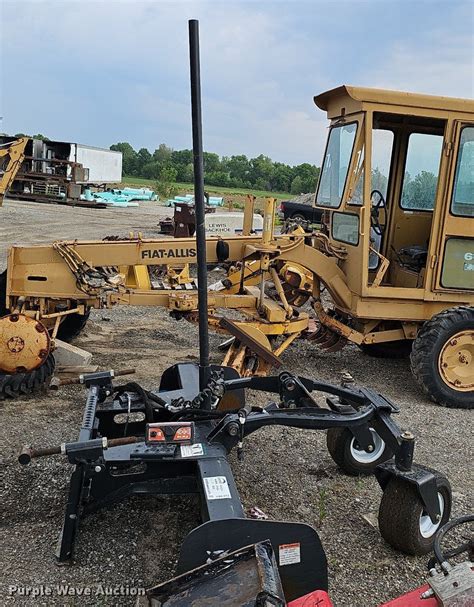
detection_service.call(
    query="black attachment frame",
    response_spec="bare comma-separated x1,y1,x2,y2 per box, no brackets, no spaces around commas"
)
47,361,442,600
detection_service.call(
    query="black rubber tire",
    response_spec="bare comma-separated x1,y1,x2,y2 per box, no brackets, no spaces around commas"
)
56,309,91,342
291,213,306,222
360,339,412,359
326,427,393,476
378,469,452,555
410,306,474,409
0,270,8,316
0,354,55,400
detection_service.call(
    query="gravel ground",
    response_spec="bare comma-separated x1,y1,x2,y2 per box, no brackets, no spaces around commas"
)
1,199,473,606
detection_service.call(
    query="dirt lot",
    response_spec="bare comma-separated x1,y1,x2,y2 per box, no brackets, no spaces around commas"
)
1,199,472,607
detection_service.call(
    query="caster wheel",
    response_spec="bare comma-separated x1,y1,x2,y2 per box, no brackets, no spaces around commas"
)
378,470,451,555
326,427,393,476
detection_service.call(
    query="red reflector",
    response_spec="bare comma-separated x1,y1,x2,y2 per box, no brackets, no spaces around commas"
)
148,428,165,442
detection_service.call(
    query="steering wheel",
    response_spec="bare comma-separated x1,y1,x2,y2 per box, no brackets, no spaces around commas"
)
370,189,386,236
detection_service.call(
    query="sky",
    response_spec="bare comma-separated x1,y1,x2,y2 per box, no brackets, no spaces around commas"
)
1,0,473,166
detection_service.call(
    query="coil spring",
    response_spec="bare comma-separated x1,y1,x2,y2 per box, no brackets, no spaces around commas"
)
171,369,224,410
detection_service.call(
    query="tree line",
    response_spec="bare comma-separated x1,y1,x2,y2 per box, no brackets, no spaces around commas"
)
109,142,320,195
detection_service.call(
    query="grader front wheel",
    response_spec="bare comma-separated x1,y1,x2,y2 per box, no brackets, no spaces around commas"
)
0,354,55,399
411,306,474,409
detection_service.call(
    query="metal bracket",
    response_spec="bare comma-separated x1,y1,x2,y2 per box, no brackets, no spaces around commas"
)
375,463,442,523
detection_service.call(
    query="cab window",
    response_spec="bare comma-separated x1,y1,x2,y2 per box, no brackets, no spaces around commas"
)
348,128,394,205
451,126,474,217
316,122,357,208
400,132,443,211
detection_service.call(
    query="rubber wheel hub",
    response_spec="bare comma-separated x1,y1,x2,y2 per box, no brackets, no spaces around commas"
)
0,314,51,373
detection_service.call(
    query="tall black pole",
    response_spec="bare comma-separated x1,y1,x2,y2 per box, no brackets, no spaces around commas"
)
189,19,210,404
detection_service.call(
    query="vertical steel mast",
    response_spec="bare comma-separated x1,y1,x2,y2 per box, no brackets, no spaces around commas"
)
188,19,211,406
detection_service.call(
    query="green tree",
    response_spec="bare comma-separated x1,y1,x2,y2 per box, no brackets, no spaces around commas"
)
136,148,152,174
155,166,178,200
110,142,138,175
272,163,292,192
249,154,274,190
402,171,438,210
203,151,221,173
153,143,173,166
290,175,303,194
223,154,250,185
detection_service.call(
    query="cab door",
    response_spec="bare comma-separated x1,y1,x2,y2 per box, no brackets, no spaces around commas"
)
435,122,474,292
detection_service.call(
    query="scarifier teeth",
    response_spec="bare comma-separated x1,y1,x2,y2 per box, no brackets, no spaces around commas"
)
308,324,328,343
324,337,347,352
318,331,341,350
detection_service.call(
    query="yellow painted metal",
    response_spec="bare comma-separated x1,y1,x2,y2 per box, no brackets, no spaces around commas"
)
262,198,277,245
243,194,256,236
0,137,29,206
438,330,474,392
120,265,151,290
0,314,50,373
314,86,474,118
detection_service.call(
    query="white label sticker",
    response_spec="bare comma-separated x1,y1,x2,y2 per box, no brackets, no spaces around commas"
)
180,443,204,458
203,476,232,500
279,543,301,566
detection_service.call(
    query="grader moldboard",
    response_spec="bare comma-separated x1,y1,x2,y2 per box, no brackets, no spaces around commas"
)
18,20,456,607
1,84,473,407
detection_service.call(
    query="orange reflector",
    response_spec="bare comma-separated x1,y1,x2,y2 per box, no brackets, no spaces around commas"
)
174,426,193,441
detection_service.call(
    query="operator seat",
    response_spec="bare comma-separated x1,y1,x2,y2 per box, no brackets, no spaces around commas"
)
397,244,428,273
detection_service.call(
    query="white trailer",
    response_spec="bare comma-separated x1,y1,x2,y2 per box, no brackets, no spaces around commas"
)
72,144,122,184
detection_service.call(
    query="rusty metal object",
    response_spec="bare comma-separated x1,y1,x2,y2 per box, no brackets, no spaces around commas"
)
142,541,285,607
0,314,50,373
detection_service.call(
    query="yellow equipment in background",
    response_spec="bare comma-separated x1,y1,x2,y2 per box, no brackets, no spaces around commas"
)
0,137,28,206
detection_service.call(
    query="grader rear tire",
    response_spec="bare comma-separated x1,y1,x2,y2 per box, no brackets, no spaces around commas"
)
411,306,474,409
0,270,8,316
57,309,91,342
360,340,412,359
0,354,55,400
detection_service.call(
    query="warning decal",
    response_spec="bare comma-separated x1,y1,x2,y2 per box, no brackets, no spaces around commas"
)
279,543,301,566
203,476,232,500
180,443,204,458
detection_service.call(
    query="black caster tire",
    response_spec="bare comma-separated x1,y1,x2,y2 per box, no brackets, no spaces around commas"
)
326,427,393,476
378,470,451,555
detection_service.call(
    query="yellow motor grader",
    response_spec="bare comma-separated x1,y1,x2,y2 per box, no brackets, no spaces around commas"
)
1,86,473,408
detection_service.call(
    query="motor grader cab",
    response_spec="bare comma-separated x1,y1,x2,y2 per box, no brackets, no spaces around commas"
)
310,86,473,408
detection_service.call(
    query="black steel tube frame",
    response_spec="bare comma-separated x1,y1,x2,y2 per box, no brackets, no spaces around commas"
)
188,19,210,401
53,363,441,576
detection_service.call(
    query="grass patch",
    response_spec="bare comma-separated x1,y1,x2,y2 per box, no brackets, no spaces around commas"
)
121,176,290,201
